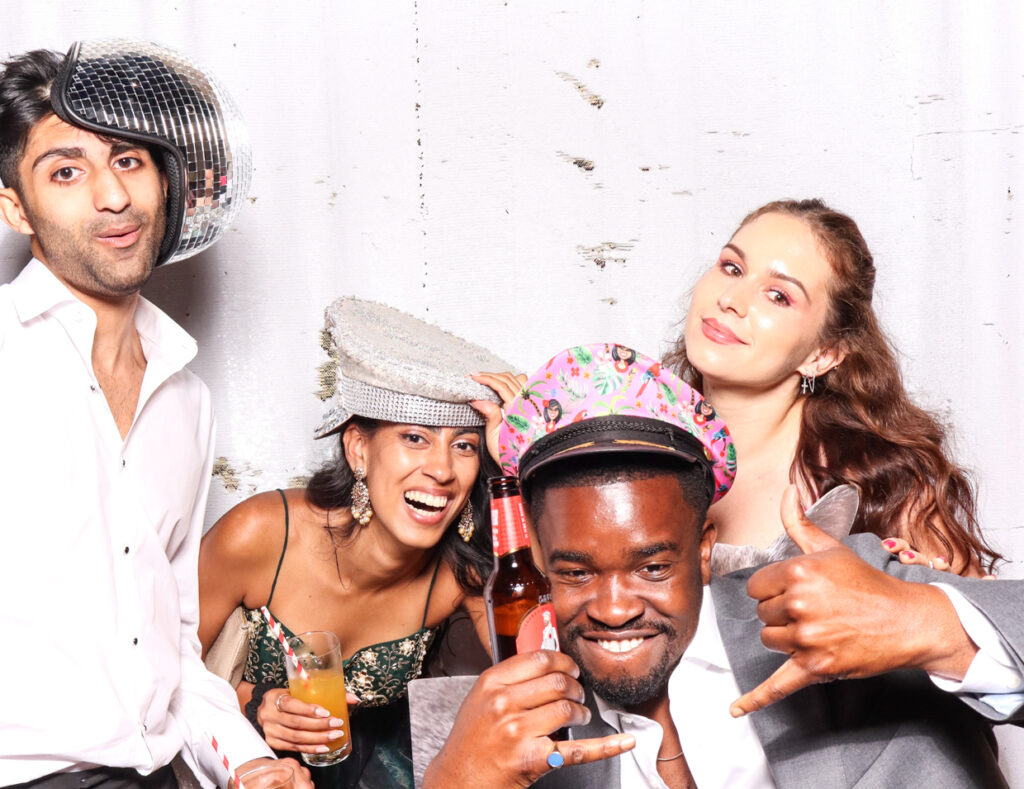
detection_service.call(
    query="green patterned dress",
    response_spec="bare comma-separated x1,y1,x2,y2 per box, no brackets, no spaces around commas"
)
243,491,440,789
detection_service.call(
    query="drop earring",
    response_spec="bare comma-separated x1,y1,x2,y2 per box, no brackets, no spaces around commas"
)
457,501,475,542
351,467,374,525
800,372,816,395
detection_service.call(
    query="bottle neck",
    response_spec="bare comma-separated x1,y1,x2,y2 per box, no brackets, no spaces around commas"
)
493,546,533,568
491,492,531,556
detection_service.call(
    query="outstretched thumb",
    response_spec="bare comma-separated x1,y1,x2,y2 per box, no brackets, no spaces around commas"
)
781,485,842,555
729,658,816,717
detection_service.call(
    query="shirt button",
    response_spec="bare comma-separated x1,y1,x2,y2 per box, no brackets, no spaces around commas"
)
90,384,97,392
1006,673,1021,689
124,546,130,554
133,637,138,646
621,716,633,725
122,459,126,468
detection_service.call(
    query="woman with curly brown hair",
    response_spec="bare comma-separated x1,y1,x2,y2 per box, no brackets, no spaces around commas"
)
665,198,1000,575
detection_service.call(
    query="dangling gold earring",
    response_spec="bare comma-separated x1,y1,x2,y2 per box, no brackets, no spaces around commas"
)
457,501,475,542
351,467,374,525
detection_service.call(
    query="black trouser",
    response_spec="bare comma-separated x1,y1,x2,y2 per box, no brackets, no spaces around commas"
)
5,764,178,789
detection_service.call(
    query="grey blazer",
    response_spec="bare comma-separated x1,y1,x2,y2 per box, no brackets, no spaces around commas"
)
534,535,1024,788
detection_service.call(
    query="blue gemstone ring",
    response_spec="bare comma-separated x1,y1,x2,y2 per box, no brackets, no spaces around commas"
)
547,747,565,769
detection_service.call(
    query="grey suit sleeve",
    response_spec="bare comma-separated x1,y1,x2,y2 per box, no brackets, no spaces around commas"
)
845,534,1024,723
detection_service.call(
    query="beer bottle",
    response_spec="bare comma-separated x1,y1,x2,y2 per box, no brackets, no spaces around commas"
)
484,475,561,661
484,475,569,741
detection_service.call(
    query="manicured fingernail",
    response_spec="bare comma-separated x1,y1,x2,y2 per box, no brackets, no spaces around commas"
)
316,745,330,753
329,718,345,728
583,708,592,724
901,551,915,560
730,705,746,718
883,539,896,549
328,729,346,740
315,706,330,718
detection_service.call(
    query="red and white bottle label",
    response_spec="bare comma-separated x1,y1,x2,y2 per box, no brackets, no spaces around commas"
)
491,494,531,556
515,603,560,653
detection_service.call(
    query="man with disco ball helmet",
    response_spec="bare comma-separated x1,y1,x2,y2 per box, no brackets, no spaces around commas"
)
0,42,310,788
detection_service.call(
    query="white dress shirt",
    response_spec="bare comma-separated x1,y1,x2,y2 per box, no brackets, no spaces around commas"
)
0,260,272,786
595,584,1023,788
596,592,776,788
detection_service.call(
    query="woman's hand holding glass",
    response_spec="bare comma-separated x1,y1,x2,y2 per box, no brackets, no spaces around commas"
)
257,687,360,756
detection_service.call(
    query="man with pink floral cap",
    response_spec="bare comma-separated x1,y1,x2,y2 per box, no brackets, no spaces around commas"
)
423,344,1022,789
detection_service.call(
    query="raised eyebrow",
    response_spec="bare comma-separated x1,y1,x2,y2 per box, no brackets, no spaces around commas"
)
767,267,810,300
32,146,85,172
722,243,746,262
109,141,146,157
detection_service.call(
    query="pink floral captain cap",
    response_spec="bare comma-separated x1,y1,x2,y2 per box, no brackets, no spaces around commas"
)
498,343,736,503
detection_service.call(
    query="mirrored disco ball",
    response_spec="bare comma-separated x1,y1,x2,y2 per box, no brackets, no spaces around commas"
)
53,39,252,265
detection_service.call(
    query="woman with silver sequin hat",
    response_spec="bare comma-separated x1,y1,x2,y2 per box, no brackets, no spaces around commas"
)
198,297,520,788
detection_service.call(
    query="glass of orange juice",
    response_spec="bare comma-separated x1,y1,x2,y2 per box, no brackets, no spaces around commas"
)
285,630,351,766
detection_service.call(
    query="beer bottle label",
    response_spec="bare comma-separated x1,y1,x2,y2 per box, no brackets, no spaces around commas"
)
515,602,560,653
491,493,531,556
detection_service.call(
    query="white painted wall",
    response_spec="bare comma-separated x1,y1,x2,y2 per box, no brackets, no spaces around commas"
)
3,0,1022,777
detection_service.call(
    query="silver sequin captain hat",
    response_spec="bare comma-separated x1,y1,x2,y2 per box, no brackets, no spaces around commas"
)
314,297,515,439
51,40,252,266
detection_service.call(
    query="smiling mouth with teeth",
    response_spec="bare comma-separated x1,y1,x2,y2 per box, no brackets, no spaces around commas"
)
596,637,645,654
404,491,451,513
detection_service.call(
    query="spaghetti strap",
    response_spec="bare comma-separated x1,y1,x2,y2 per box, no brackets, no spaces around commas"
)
420,555,444,629
267,489,290,608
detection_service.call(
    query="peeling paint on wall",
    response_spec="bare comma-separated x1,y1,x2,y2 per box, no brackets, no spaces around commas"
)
212,457,264,495
556,151,595,171
575,240,635,269
414,0,430,312
212,457,242,491
555,71,605,108
910,123,1024,178
317,328,337,401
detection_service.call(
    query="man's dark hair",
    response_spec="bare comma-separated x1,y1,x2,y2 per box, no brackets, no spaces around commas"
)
0,49,65,193
524,453,713,528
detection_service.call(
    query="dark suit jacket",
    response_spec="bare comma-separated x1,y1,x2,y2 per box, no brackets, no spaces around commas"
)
534,535,1024,788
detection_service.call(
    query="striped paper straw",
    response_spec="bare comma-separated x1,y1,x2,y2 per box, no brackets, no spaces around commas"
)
206,732,245,789
260,605,309,680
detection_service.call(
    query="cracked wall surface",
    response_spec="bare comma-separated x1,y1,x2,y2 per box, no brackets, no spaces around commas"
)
1,4,1021,770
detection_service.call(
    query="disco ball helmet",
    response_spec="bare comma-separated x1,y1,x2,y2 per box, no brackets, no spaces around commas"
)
50,40,252,266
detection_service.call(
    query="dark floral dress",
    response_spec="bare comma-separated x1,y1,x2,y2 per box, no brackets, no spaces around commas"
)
242,491,440,788
243,608,436,789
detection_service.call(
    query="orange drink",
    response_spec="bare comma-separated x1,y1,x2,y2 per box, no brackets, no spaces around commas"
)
285,631,351,766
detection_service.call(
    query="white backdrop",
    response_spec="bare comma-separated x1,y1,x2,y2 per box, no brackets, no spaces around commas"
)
3,0,1022,777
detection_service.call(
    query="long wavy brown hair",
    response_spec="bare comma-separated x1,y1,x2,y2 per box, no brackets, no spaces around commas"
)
664,198,1001,572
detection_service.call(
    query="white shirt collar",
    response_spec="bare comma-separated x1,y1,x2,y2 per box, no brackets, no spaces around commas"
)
679,587,731,671
9,258,198,374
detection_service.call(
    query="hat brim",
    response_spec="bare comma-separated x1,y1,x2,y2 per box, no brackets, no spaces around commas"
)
517,415,715,498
